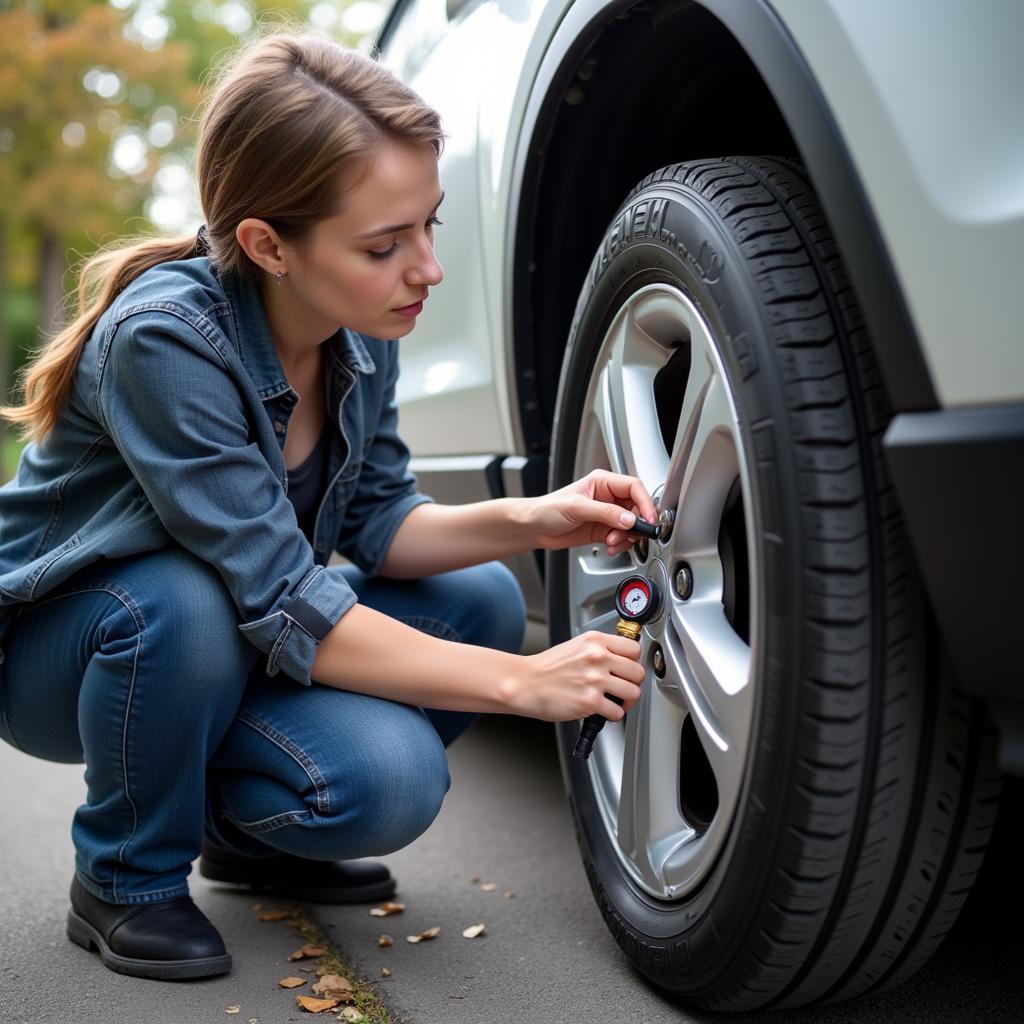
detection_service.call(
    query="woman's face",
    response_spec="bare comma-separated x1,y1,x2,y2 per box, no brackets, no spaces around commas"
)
286,138,445,340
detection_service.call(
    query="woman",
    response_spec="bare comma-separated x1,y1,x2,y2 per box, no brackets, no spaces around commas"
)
0,30,654,981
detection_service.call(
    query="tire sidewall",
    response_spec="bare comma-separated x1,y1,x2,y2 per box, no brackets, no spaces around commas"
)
548,179,805,987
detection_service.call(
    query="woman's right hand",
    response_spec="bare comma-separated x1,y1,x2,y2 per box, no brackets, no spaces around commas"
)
500,631,646,723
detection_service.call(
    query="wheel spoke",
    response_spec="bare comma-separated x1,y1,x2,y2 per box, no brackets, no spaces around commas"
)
616,677,695,891
575,606,621,636
668,371,741,556
570,539,637,634
591,309,671,494
571,550,627,607
662,324,716,511
663,596,752,804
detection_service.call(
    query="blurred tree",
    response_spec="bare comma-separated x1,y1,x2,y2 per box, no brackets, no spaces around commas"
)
0,0,196,400
0,0,367,422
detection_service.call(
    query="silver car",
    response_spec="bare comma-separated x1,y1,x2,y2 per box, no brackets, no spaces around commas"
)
373,0,1024,1010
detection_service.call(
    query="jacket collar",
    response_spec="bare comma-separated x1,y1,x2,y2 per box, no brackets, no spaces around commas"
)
218,264,376,399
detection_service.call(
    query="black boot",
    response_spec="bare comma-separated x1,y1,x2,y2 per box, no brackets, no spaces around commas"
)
67,875,231,980
198,840,396,904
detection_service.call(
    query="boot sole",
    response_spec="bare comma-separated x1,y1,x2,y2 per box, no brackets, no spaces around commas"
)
199,859,396,904
67,909,232,980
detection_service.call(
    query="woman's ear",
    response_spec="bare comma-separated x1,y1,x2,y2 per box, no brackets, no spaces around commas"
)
235,218,288,277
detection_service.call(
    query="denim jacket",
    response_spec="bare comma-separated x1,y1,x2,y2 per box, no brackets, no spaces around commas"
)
0,256,434,686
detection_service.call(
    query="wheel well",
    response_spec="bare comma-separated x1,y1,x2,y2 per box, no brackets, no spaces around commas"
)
512,1,797,458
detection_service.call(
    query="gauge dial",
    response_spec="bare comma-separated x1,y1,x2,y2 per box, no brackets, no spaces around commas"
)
614,574,659,622
623,582,650,615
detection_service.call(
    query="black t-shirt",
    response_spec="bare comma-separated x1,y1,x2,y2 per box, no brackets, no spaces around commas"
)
286,423,331,544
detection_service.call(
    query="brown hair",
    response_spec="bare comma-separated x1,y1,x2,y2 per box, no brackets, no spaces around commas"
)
0,27,444,445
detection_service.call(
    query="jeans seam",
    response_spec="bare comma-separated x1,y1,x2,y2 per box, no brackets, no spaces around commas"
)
76,870,188,905
28,581,147,628
226,809,314,834
267,619,291,676
235,710,331,815
114,626,143,901
296,564,324,597
398,615,462,644
24,583,146,901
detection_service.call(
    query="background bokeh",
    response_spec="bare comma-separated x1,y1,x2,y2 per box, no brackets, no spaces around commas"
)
0,0,386,481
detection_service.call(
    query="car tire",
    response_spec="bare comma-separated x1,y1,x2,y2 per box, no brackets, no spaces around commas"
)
546,156,1002,1011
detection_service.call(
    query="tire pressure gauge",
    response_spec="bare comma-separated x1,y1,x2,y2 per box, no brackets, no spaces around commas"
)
573,574,661,760
616,575,659,623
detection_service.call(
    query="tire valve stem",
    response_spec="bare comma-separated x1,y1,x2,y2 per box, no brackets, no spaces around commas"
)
573,574,661,760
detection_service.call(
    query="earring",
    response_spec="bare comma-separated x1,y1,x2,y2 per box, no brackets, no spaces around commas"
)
275,269,286,285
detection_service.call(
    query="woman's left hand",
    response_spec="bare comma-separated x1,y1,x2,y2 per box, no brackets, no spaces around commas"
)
527,468,658,555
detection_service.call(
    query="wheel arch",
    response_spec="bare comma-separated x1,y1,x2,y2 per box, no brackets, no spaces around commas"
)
510,0,936,462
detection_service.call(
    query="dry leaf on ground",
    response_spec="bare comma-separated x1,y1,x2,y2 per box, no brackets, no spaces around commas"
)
406,926,441,944
462,923,486,938
296,995,341,1013
312,974,355,999
225,1009,240,1016
381,967,391,978
257,910,290,922
279,977,307,988
369,901,405,917
377,934,393,947
338,1008,365,1022
288,944,327,960
480,883,496,892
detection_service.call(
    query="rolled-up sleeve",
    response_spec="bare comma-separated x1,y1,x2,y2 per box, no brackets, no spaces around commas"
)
335,346,434,576
97,314,356,686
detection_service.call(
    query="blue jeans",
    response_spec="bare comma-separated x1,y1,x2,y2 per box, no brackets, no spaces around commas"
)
0,544,526,905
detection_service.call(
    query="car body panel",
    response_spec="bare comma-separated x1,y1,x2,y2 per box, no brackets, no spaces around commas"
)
770,0,1024,408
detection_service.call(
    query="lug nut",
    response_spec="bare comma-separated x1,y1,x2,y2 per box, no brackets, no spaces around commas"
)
652,645,666,678
658,507,675,542
675,563,693,600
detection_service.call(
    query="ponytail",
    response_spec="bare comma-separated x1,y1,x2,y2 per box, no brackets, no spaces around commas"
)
0,233,204,445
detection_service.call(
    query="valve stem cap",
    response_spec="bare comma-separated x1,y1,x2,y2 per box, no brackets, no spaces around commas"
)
629,516,659,539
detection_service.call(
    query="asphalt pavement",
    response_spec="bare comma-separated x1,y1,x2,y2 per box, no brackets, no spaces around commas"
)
1,712,1022,1024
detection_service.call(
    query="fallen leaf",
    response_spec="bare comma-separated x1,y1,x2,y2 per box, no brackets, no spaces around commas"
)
279,977,307,988
296,995,341,1013
480,883,496,892
406,926,440,943
288,944,327,960
257,910,290,922
381,967,391,978
462,923,486,939
338,1008,365,1022
369,901,405,917
504,892,515,898
225,1010,240,1016
298,967,315,973
312,974,354,998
